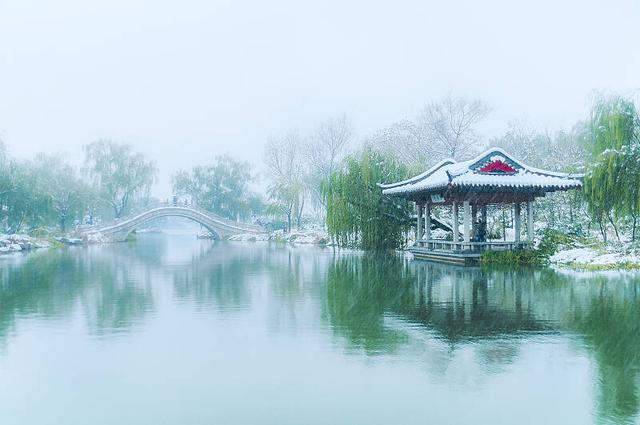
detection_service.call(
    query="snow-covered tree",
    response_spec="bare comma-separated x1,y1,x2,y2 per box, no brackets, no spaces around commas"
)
583,95,640,241
417,95,490,160
305,115,353,211
83,140,157,218
264,131,306,231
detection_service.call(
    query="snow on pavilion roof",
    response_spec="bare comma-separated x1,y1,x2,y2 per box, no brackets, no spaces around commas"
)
379,148,582,198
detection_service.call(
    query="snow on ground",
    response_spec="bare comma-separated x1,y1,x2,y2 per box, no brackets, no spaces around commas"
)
84,232,108,244
0,234,50,253
549,246,640,268
226,229,330,245
225,233,272,242
549,248,600,264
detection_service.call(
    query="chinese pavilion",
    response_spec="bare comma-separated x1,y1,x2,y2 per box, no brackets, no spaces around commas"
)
379,148,582,265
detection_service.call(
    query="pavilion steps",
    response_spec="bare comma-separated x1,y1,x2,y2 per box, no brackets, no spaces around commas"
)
409,247,481,266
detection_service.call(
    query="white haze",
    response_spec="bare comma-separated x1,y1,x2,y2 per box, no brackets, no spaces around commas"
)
1,0,639,196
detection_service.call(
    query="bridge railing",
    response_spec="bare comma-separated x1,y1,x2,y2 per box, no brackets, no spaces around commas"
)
76,201,165,233
77,202,264,234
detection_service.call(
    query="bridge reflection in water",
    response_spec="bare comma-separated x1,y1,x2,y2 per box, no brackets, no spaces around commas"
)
0,239,638,423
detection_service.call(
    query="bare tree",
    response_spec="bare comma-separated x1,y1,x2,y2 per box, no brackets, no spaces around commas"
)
305,115,353,210
417,95,490,160
490,119,590,171
366,119,432,168
264,131,306,231
489,119,541,163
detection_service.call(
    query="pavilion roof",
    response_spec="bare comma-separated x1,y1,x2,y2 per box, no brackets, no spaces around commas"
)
379,148,582,199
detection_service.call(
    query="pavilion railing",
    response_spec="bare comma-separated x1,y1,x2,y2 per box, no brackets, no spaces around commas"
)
415,239,532,252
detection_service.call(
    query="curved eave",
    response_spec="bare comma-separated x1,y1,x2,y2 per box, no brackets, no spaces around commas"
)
383,180,582,198
449,181,583,192
382,183,449,198
380,147,584,199
470,147,582,179
378,158,456,189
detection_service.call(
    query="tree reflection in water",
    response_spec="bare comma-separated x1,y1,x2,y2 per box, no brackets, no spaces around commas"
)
0,239,638,423
326,255,640,424
0,241,159,342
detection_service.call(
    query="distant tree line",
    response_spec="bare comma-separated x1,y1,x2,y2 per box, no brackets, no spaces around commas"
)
262,96,493,247
265,93,640,249
171,155,265,221
263,115,353,232
0,139,156,235
4,92,637,249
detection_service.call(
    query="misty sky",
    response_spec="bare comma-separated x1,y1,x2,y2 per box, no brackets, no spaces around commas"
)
1,0,639,196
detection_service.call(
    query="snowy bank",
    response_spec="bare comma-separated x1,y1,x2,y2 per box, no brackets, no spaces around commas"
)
550,247,640,269
0,234,50,253
83,232,108,244
216,229,330,245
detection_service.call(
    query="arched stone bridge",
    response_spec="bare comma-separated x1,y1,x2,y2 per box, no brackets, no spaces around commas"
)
83,206,265,242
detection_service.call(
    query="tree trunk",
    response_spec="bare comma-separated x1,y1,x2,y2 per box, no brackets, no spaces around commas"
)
598,216,607,243
14,212,25,234
607,213,620,242
286,205,292,233
297,198,305,229
569,198,574,222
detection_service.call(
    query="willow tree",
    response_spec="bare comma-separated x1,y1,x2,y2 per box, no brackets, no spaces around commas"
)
323,148,412,250
583,96,640,241
83,140,157,218
172,155,258,220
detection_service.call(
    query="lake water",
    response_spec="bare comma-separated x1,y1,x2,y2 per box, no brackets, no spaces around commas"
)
0,233,638,424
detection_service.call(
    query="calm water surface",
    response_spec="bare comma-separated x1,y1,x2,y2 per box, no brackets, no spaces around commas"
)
0,233,638,424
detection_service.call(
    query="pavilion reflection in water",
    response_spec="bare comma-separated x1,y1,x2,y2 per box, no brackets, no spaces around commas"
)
0,242,638,423
325,255,640,423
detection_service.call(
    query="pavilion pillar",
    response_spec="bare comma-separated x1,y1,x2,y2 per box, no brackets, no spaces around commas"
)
416,203,423,242
452,202,459,243
471,204,478,242
463,200,471,243
425,202,431,240
527,200,534,241
514,203,521,243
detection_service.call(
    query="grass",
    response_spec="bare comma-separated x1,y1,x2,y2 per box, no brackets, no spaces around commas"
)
562,261,640,271
480,249,546,266
478,228,599,267
46,237,66,249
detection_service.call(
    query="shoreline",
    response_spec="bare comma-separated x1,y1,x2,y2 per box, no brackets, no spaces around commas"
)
548,246,640,271
7,230,640,272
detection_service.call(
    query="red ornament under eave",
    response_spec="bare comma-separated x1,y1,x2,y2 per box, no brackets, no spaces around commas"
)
478,160,516,173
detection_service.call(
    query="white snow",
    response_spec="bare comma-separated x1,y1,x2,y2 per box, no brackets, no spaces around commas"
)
0,234,50,254
549,248,600,264
226,232,272,242
550,247,640,267
429,228,449,240
85,232,108,244
381,148,582,196
227,229,330,245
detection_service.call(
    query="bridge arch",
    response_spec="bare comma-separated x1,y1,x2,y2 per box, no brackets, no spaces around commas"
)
84,206,264,242
118,214,223,241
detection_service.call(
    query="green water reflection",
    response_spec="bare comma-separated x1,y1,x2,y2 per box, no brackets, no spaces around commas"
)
327,255,640,424
0,235,637,424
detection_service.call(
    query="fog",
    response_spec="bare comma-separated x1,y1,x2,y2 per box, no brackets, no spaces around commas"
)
1,0,638,196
